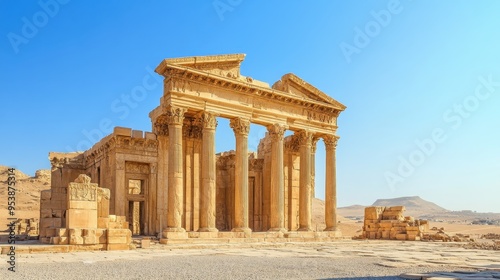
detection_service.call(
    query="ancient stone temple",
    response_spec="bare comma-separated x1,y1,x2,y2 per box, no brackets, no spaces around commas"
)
40,54,346,243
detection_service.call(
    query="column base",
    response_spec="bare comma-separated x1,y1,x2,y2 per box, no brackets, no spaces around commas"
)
161,227,188,241
198,228,219,238
231,227,252,238
323,228,342,238
297,227,313,232
268,228,287,233
198,227,219,233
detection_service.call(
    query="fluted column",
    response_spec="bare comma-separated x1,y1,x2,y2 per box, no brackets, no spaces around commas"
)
165,105,186,233
230,118,251,233
199,112,218,232
324,135,339,231
268,123,287,232
297,130,313,231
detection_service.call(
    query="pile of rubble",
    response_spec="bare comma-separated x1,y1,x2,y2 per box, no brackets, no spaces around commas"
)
361,206,429,241
13,218,39,240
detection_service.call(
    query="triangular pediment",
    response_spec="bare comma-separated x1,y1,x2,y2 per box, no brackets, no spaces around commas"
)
272,73,346,110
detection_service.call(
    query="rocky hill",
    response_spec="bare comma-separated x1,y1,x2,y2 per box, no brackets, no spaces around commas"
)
338,196,500,224
0,166,51,232
373,196,448,216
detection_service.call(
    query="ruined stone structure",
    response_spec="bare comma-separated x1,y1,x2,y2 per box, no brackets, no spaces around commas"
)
40,174,132,250
40,54,346,243
362,206,429,241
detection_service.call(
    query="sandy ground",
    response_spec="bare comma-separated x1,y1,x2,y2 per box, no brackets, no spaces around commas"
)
1,240,499,280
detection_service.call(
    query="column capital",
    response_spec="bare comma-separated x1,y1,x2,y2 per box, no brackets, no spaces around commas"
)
199,111,218,130
267,123,287,141
296,130,313,147
311,135,320,154
165,105,186,125
230,117,250,136
153,115,169,136
323,135,340,150
183,119,203,139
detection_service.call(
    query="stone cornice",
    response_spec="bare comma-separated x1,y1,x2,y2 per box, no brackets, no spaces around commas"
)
82,133,158,168
156,64,344,116
156,54,246,74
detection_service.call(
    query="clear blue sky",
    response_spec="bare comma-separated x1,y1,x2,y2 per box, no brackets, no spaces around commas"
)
1,1,499,212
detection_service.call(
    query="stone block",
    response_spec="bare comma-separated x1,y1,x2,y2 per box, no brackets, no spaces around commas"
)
56,228,68,237
69,229,84,245
162,231,188,240
67,209,97,228
96,229,107,244
40,217,62,229
41,209,52,218
389,206,405,211
145,132,156,140
365,206,385,220
141,239,151,248
132,130,143,138
83,229,98,245
109,215,117,222
107,236,129,244
116,216,126,223
41,190,52,200
396,233,407,240
98,218,109,229
114,127,132,136
53,210,64,218
107,244,130,250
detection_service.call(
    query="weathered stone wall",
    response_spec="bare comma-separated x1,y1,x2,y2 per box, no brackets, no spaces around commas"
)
362,206,429,241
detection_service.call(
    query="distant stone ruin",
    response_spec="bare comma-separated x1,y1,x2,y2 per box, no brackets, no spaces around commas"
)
362,206,429,241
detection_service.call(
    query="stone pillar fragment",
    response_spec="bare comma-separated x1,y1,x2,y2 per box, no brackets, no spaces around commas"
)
268,123,287,232
199,112,218,233
297,130,313,231
230,118,251,234
324,135,340,234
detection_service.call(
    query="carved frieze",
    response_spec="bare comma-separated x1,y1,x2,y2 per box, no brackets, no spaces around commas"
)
125,162,150,174
68,174,97,201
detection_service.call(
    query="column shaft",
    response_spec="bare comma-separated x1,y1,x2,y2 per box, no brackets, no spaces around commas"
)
324,135,339,231
166,106,186,232
230,118,251,232
298,131,312,231
268,123,287,232
199,112,218,232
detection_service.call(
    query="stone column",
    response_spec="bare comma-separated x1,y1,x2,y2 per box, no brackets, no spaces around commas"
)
154,116,169,235
230,118,251,234
199,112,218,233
324,135,340,232
164,105,187,238
268,123,287,232
311,136,319,199
297,130,313,231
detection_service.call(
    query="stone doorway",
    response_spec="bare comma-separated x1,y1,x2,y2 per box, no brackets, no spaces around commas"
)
128,200,144,235
126,179,146,235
